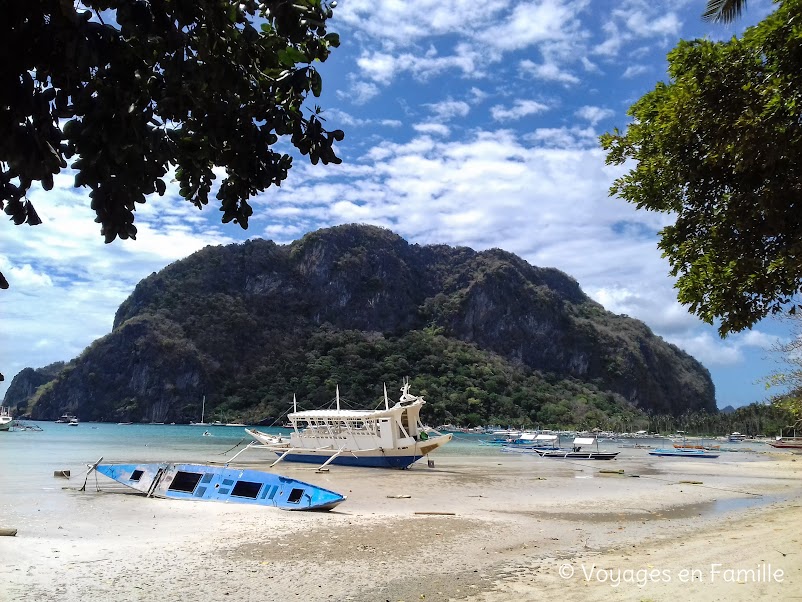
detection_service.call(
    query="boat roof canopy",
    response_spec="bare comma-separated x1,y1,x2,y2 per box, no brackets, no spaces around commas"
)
289,399,424,421
573,437,595,445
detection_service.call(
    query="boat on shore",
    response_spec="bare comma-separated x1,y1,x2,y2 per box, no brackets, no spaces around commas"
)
649,448,719,458
533,437,619,460
241,381,452,469
769,436,802,449
0,407,13,431
89,460,346,511
728,432,748,442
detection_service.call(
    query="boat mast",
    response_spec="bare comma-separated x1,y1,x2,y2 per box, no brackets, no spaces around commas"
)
201,395,206,424
383,383,389,411
336,385,340,412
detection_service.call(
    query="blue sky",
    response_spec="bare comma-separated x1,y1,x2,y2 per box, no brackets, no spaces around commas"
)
1,0,790,408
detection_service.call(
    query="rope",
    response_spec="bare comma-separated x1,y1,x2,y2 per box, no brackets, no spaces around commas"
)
216,438,247,455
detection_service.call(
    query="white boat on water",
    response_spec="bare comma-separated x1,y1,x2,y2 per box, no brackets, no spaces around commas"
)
0,407,14,431
240,382,452,469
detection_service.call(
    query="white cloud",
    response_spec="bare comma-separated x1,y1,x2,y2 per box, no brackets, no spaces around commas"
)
413,122,451,136
338,79,380,104
520,60,580,84
526,126,598,149
425,99,471,120
491,100,551,121
622,64,650,78
575,105,615,125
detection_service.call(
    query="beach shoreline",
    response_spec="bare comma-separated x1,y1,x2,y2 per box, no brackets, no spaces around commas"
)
1,448,800,601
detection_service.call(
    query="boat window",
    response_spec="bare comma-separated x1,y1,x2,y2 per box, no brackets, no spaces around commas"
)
167,471,203,493
231,480,262,499
287,488,304,503
129,470,144,482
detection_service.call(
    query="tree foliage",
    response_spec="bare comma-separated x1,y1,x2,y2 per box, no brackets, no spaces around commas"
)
703,0,748,23
1,0,342,245
763,314,802,430
601,0,802,336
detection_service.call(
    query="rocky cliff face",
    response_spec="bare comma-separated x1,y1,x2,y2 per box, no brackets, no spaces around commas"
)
3,363,67,415
8,224,716,422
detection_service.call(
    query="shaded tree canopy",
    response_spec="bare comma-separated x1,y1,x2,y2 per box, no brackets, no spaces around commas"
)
601,0,802,336
1,0,343,246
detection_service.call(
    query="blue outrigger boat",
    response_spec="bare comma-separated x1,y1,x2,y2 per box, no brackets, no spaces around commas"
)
649,448,719,459
88,460,346,511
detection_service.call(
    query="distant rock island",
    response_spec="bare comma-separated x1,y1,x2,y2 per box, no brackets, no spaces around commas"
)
5,224,715,425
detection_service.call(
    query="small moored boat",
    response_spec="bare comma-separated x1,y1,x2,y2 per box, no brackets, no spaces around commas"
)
0,407,13,431
534,437,619,460
649,448,719,458
769,436,802,449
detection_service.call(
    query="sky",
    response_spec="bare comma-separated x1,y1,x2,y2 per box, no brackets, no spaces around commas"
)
1,0,790,408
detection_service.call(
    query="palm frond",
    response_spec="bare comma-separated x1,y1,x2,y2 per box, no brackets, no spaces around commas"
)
702,0,747,23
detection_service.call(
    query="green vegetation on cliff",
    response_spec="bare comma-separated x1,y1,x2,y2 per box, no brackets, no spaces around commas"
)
8,225,717,426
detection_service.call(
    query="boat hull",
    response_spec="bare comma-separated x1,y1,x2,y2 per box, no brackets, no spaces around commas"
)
94,463,346,511
274,450,423,469
247,429,452,469
769,441,802,449
649,449,719,458
536,450,619,460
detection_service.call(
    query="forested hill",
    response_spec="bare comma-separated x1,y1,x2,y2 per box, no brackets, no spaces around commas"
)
8,224,716,426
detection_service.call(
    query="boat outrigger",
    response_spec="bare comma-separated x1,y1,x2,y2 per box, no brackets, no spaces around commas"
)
239,382,452,469
84,458,346,511
533,437,619,460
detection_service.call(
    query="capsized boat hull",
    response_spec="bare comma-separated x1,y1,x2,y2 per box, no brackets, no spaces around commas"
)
94,463,346,510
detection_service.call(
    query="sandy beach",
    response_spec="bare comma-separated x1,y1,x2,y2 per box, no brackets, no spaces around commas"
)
1,447,800,602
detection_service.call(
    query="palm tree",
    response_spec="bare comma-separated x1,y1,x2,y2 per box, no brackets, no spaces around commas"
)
703,0,747,23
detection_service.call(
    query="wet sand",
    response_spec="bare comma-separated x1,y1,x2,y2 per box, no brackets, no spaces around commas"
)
1,448,800,601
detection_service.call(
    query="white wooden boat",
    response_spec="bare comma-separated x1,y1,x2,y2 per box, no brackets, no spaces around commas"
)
0,407,13,431
240,382,452,469
534,437,619,460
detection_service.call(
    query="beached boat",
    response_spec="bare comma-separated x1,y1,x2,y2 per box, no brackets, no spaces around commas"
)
241,382,452,469
673,438,720,451
500,434,561,452
533,437,619,460
90,461,346,511
769,437,802,449
0,407,13,431
728,432,747,442
649,448,719,458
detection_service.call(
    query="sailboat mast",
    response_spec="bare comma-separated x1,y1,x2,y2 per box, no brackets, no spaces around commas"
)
336,385,340,411
201,395,206,423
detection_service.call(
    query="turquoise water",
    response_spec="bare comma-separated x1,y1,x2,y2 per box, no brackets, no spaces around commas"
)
0,423,771,493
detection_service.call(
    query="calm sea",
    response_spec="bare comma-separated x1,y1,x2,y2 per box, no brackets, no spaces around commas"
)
0,423,493,492
0,423,767,498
